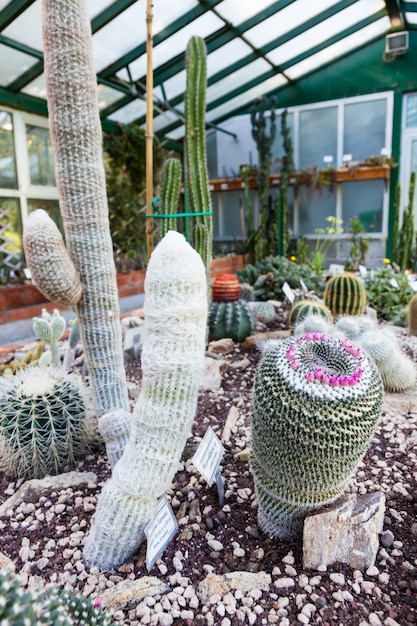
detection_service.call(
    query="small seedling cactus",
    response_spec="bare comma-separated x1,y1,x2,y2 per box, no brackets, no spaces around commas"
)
33,308,66,367
0,366,90,479
0,568,118,625
324,272,367,317
250,331,383,539
208,300,256,342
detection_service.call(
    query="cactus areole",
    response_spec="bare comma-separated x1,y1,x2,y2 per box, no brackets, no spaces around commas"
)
250,331,383,539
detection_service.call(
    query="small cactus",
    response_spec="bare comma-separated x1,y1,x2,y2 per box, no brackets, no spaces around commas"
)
293,314,336,337
324,273,367,317
408,293,417,336
289,299,332,327
335,314,377,340
0,366,90,479
239,282,255,302
250,331,383,539
212,273,241,302
208,300,256,342
0,568,118,625
33,308,66,367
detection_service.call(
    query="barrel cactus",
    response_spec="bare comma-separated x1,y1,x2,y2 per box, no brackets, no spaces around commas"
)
250,331,383,539
0,569,118,625
289,299,332,327
208,300,256,342
324,273,367,316
212,273,241,302
335,314,377,340
0,366,90,479
409,293,417,336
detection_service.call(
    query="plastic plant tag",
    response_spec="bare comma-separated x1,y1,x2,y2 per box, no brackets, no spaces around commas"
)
358,265,367,278
300,279,308,292
390,278,400,289
193,426,224,486
409,281,417,292
282,281,295,303
145,495,178,571
328,264,345,276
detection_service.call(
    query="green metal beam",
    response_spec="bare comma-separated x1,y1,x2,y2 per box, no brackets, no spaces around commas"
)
402,2,417,12
0,0,36,30
0,86,48,117
99,0,224,80
0,34,43,60
90,0,138,32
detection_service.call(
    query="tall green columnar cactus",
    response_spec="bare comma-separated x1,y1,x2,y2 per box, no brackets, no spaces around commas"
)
25,0,131,466
250,332,383,539
83,231,207,568
159,158,182,237
185,36,212,287
409,293,417,336
399,172,416,270
324,272,367,317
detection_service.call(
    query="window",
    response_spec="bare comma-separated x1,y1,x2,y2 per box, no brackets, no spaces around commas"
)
0,197,22,275
344,99,387,162
26,124,56,186
299,107,337,169
0,111,18,189
27,198,62,234
406,94,417,128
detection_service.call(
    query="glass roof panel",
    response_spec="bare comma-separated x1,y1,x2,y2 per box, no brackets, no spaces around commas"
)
206,39,255,76
0,1,11,11
97,85,125,110
206,59,272,103
158,69,187,101
22,74,46,99
0,44,39,86
117,11,225,82
406,12,417,25
206,74,288,123
286,17,390,80
216,0,281,26
152,0,197,33
166,125,185,141
86,0,118,19
2,0,42,51
108,98,147,124
266,0,386,67
153,110,181,132
245,0,341,47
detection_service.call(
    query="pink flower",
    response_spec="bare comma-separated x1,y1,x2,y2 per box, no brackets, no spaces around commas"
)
339,375,349,386
93,597,102,609
286,346,296,360
306,371,315,383
352,347,361,358
322,373,331,384
314,368,323,380
330,375,340,386
348,376,357,385
290,359,300,369
313,331,322,340
305,331,313,340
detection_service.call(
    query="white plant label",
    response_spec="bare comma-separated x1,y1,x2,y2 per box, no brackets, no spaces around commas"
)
358,265,367,278
409,281,417,292
193,426,224,487
390,278,400,289
300,279,308,292
328,264,345,276
145,495,178,571
282,281,295,303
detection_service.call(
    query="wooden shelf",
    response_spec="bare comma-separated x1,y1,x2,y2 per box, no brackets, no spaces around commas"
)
208,165,391,192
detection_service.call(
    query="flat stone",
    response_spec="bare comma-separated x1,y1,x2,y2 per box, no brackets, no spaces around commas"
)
207,338,235,355
0,472,97,516
221,406,239,443
302,492,385,572
99,576,170,610
244,330,290,348
198,571,271,603
382,382,417,414
0,551,15,571
200,356,228,390
123,324,146,362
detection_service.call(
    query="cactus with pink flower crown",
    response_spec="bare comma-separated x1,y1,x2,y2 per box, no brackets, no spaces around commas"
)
250,331,383,539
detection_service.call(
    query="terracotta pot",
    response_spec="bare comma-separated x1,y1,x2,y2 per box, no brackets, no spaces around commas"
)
212,273,240,302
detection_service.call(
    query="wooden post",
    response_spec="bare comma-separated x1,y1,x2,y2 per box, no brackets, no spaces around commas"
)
145,0,154,259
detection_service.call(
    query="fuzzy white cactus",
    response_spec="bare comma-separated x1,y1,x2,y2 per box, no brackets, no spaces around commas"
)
83,231,208,568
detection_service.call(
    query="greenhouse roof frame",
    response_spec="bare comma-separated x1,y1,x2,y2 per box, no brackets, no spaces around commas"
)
0,0,416,144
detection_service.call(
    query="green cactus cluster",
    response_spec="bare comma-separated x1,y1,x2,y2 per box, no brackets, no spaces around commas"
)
237,255,323,302
0,569,118,625
250,331,383,539
239,282,255,302
0,341,45,376
324,272,367,317
289,299,332,327
334,314,377,339
208,300,256,343
293,314,337,338
0,365,89,479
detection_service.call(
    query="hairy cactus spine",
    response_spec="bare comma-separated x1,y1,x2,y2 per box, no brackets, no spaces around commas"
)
208,300,256,343
38,0,130,465
409,293,417,336
0,366,88,479
159,157,182,237
359,329,416,392
185,36,212,287
83,231,207,569
289,299,332,327
324,273,367,316
250,332,383,539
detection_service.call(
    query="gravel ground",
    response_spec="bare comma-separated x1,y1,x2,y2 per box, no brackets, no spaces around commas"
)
0,311,416,626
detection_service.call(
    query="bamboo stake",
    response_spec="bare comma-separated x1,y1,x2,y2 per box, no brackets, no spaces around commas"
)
145,0,154,259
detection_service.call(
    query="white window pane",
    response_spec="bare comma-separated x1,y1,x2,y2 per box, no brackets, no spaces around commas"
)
344,99,386,161
298,188,336,236
206,39,254,76
108,99,147,124
406,94,417,128
3,1,42,51
206,59,271,104
342,180,383,232
22,74,46,99
299,107,338,169
216,0,280,27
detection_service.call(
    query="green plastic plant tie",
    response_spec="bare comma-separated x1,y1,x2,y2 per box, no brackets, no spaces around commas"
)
147,211,212,219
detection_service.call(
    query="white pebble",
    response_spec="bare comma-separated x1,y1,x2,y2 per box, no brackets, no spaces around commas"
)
366,565,379,577
208,539,224,551
274,577,295,589
368,613,383,626
329,573,345,586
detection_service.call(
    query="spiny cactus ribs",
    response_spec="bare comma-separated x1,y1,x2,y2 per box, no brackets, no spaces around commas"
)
208,300,256,342
251,331,383,539
324,272,367,316
212,273,241,302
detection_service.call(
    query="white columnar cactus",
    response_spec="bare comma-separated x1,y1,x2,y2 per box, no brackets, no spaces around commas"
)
24,0,131,465
83,231,208,569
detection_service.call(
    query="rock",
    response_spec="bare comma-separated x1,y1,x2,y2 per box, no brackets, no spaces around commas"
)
99,576,170,610
382,383,417,414
229,358,251,371
244,329,291,348
200,356,228,390
0,472,97,516
0,551,15,571
381,529,395,548
207,338,235,355
302,492,386,572
221,406,239,443
234,448,251,462
198,572,271,603
123,323,146,362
